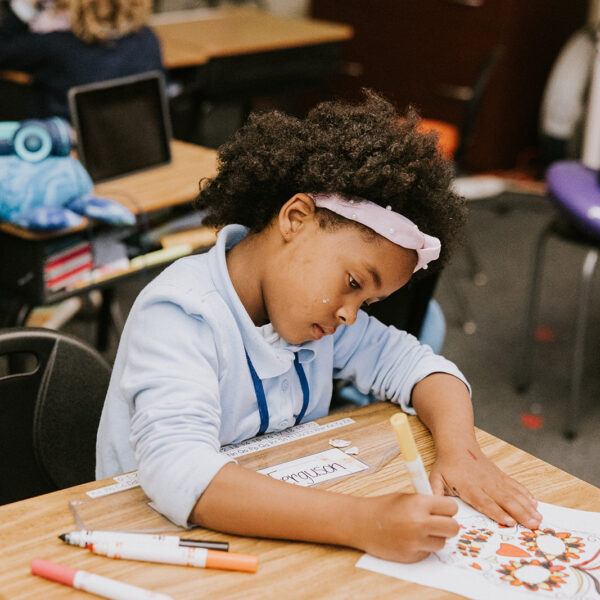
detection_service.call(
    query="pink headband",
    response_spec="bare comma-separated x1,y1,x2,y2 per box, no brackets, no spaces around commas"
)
309,193,441,272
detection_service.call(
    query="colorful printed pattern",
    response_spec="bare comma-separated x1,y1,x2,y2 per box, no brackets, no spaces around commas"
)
457,528,495,558
439,516,600,597
497,558,568,592
520,528,585,562
0,156,135,230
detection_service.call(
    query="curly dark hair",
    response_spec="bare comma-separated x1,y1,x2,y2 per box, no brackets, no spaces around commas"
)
197,90,466,271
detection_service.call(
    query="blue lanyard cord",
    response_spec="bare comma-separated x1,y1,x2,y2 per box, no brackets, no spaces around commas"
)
293,354,310,425
245,351,310,435
245,351,270,435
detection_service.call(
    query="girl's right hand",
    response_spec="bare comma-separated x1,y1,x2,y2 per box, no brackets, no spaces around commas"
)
354,493,459,563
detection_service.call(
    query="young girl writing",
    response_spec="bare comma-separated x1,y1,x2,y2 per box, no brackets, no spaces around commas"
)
97,91,541,563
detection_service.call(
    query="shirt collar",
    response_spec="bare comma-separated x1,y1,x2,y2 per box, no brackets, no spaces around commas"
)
207,224,318,379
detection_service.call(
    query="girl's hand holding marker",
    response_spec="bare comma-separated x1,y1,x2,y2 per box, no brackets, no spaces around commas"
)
354,490,460,564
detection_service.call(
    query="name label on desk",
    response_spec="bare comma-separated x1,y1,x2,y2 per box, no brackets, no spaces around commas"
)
257,448,368,487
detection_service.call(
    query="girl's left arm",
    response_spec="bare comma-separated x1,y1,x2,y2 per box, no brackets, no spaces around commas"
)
411,373,542,529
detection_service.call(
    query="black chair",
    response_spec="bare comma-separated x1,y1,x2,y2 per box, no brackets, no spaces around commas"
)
0,72,34,120
423,47,504,334
0,327,111,504
366,271,440,339
516,161,600,439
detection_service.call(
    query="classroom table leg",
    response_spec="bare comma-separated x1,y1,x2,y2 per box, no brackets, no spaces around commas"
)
96,287,118,352
0,293,32,328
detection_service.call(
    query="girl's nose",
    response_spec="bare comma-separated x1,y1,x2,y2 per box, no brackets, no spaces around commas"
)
336,304,358,326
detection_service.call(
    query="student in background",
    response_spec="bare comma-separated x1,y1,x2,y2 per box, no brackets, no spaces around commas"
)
0,0,162,120
97,91,542,563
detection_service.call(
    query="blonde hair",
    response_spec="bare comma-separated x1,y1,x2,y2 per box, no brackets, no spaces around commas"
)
56,0,152,43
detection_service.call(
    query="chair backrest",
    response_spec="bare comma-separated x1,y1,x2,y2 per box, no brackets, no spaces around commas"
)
366,271,440,338
454,46,504,167
413,47,503,172
0,327,111,505
0,71,34,121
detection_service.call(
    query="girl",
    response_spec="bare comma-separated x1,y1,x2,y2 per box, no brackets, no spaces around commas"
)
97,91,541,563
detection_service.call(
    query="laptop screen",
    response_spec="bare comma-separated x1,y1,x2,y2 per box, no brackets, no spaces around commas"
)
68,71,171,183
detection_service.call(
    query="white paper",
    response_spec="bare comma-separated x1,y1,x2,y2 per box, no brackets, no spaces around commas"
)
357,499,600,600
329,438,352,448
257,448,368,487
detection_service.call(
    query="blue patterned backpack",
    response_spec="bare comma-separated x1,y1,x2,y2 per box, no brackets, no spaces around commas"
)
0,118,135,230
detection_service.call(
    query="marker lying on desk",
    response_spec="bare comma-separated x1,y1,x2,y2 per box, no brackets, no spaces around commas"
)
31,558,173,600
89,542,258,573
390,413,433,495
59,530,229,552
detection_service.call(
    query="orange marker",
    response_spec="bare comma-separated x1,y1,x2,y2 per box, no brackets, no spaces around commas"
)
89,542,258,573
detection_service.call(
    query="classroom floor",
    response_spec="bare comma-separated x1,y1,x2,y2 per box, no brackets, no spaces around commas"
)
433,190,600,488
62,188,600,489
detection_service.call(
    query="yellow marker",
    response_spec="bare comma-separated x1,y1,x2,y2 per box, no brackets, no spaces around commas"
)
390,413,433,495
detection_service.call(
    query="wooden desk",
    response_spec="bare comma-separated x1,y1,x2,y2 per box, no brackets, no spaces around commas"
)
151,7,352,146
0,141,216,241
150,6,353,69
94,139,216,214
0,140,217,330
1,402,598,599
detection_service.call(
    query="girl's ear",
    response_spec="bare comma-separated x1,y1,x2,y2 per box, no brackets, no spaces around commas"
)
278,193,317,241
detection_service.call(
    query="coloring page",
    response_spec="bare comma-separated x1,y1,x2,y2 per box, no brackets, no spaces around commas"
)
356,499,600,599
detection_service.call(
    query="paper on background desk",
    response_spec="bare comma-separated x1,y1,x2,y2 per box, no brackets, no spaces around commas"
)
357,499,600,600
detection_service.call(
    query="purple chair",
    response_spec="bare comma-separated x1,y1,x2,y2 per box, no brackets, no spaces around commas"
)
516,161,600,438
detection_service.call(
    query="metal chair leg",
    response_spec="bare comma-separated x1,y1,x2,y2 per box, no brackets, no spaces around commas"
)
515,223,553,393
443,274,477,334
464,235,488,287
564,248,599,439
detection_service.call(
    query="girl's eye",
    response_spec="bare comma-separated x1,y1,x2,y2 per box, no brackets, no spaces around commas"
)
349,275,361,290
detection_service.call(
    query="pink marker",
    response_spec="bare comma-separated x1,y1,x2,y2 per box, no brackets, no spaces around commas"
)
31,558,173,600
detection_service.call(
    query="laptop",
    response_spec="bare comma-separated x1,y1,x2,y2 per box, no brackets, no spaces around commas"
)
68,71,172,183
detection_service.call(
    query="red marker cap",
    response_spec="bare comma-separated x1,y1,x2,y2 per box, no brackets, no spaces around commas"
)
31,558,77,586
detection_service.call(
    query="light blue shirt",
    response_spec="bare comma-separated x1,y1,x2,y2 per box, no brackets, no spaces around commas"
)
96,224,469,526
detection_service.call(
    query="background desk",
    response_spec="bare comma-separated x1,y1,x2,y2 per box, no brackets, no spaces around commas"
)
0,140,217,342
151,6,353,145
151,6,353,69
1,402,599,599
